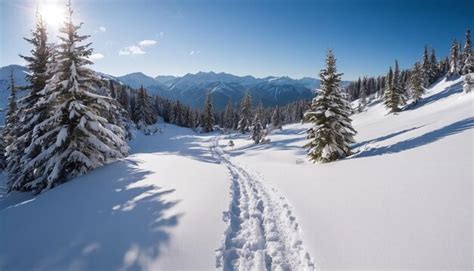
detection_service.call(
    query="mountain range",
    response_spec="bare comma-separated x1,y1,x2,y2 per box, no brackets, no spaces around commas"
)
0,65,350,113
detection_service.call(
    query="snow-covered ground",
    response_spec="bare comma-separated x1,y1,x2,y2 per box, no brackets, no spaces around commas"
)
219,76,473,270
0,126,230,270
0,76,472,270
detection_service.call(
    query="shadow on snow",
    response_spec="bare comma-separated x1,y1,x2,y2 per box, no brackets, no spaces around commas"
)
352,117,474,159
0,158,182,271
404,79,464,111
130,126,220,164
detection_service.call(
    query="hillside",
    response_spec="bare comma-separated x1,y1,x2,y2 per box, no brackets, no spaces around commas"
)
1,75,471,270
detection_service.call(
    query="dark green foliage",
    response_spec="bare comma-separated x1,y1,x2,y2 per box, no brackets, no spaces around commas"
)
201,91,214,133
304,50,356,163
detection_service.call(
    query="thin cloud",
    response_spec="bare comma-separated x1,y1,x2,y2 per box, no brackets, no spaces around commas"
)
119,39,157,56
94,26,107,33
189,50,200,56
89,53,105,60
138,40,157,47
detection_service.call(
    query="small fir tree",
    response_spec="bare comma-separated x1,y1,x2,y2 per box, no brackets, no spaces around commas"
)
462,29,474,74
201,91,214,132
133,86,157,128
383,60,406,113
251,114,264,144
409,62,425,104
449,39,460,76
304,50,356,163
271,105,283,130
238,92,252,133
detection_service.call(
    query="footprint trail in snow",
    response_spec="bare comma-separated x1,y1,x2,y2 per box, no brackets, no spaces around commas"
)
212,137,315,271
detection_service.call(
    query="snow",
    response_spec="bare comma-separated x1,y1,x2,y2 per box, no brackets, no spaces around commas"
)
221,75,473,270
0,75,472,270
0,125,229,270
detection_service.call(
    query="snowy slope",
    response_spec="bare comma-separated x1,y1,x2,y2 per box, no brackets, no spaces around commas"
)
0,125,230,271
0,75,472,271
220,75,473,270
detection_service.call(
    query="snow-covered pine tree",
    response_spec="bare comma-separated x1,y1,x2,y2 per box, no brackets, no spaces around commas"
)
304,50,356,163
409,62,425,104
449,39,460,77
383,60,406,113
251,114,264,144
271,105,283,130
118,86,131,114
238,92,252,133
463,74,473,93
223,100,235,129
3,71,18,148
429,49,439,83
462,29,473,75
358,77,368,112
422,45,431,87
133,86,157,129
7,12,52,184
201,91,214,132
8,1,128,193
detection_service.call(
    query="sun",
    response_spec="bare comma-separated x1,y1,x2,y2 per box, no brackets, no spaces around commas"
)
38,2,65,29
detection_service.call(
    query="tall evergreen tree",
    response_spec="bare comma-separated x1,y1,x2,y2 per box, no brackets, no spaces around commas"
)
449,39,460,76
133,86,157,128
3,71,18,148
428,49,439,84
8,1,128,193
409,62,425,104
271,105,283,130
201,91,214,132
251,114,264,144
422,45,431,87
223,100,235,129
358,77,368,112
462,29,473,74
238,92,252,133
7,12,52,184
304,50,356,163
383,61,406,113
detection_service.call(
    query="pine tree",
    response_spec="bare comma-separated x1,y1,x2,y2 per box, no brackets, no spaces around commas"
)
3,71,18,148
428,49,439,84
8,1,128,193
223,100,235,129
133,86,157,128
409,62,425,104
251,114,264,144
238,92,252,133
7,12,52,185
462,29,474,74
383,60,406,113
422,45,431,87
449,39,460,76
304,50,356,163
358,77,368,112
271,105,283,130
201,91,214,132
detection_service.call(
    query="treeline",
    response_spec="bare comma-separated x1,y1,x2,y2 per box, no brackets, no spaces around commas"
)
345,29,473,104
107,78,310,134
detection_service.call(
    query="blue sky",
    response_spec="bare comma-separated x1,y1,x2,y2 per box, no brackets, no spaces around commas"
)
1,0,473,80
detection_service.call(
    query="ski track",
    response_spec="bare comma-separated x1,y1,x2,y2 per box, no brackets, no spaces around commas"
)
212,136,315,271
